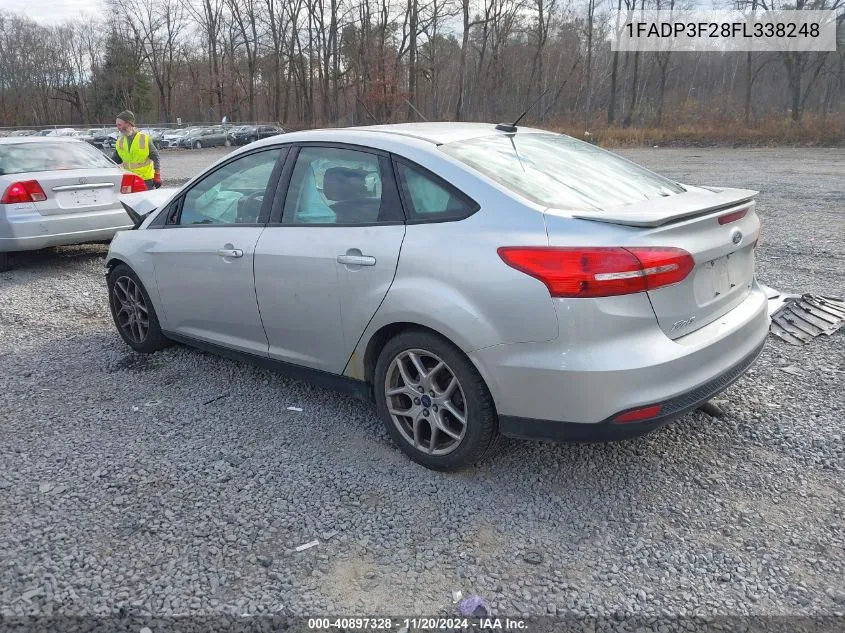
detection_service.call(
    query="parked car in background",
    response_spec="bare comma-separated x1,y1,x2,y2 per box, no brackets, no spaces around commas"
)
47,128,77,137
102,131,119,149
181,126,232,149
0,137,148,271
158,129,190,149
227,124,284,146
105,122,768,471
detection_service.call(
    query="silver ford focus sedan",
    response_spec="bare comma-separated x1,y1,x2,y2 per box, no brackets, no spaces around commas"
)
105,122,769,470
0,137,148,271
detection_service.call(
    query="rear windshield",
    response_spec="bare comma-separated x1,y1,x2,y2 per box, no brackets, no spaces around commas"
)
0,141,114,176
440,132,685,211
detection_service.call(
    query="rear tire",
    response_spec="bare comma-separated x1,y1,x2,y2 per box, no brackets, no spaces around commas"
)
374,330,500,471
107,263,171,353
0,252,11,272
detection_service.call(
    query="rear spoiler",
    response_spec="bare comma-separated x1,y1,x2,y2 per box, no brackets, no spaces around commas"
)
119,187,179,229
553,186,759,228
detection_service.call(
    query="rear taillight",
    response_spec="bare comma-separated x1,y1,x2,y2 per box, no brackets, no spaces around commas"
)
0,180,47,204
497,247,695,298
613,405,663,423
120,174,148,194
718,207,748,225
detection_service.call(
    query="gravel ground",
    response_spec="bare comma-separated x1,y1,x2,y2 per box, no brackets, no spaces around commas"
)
1,147,843,627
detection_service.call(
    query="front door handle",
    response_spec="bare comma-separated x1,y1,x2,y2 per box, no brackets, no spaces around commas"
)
337,254,376,266
217,248,243,258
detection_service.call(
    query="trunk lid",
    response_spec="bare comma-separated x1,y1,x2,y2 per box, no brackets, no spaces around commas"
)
545,186,761,339
28,168,125,216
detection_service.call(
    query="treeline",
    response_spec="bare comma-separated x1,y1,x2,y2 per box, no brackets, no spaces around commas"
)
0,0,843,132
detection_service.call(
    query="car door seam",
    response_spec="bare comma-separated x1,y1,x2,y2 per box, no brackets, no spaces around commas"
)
340,225,407,377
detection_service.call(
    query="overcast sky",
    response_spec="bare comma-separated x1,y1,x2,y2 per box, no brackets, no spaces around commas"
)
7,0,102,25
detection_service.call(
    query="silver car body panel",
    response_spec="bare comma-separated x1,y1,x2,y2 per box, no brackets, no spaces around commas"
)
254,224,406,372
151,226,269,355
108,123,770,433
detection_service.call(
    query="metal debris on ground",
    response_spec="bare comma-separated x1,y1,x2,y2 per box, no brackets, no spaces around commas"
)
294,539,319,552
770,294,845,346
698,400,726,418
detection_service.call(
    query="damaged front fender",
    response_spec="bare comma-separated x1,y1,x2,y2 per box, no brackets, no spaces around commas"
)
119,187,179,229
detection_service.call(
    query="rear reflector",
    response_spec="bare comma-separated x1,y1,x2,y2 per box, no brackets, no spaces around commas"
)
613,405,663,423
120,174,148,194
0,180,47,204
718,208,748,225
497,247,695,298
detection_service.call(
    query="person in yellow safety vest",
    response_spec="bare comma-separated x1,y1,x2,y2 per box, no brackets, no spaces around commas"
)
112,110,162,190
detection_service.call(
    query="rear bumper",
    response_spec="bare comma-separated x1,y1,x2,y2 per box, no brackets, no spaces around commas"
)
498,338,766,442
0,206,132,252
470,282,770,440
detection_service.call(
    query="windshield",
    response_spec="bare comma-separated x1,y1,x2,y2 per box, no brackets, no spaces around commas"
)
440,132,684,211
0,141,114,175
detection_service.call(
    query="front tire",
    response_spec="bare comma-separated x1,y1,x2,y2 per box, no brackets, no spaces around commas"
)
374,330,500,471
107,264,170,353
194,140,202,149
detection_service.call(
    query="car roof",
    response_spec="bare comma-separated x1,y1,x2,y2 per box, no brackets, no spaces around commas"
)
252,121,552,149
354,122,551,144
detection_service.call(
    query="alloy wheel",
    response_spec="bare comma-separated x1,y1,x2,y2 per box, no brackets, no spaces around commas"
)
384,349,468,456
112,276,149,344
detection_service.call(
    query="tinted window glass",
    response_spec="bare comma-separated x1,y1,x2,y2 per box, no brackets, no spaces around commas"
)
0,141,113,175
178,149,283,225
283,146,401,225
440,132,685,211
395,162,478,221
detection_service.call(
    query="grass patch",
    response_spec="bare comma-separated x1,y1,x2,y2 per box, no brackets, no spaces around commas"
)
550,116,845,148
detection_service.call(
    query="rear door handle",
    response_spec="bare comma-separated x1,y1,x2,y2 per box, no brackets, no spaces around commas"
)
337,254,376,266
217,248,243,258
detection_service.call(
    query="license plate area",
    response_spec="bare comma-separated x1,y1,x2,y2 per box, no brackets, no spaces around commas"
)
695,250,754,304
56,188,112,209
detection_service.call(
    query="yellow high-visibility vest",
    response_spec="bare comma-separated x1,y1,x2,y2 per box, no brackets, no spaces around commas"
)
116,132,155,180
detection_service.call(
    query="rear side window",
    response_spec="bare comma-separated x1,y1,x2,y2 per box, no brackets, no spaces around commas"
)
282,146,403,225
0,141,113,175
395,161,478,222
440,132,685,212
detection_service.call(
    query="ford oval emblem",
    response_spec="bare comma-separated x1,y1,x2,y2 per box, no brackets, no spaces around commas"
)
731,229,743,245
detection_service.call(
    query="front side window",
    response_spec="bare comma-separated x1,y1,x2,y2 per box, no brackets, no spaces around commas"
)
177,148,284,226
282,146,401,225
440,132,685,212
